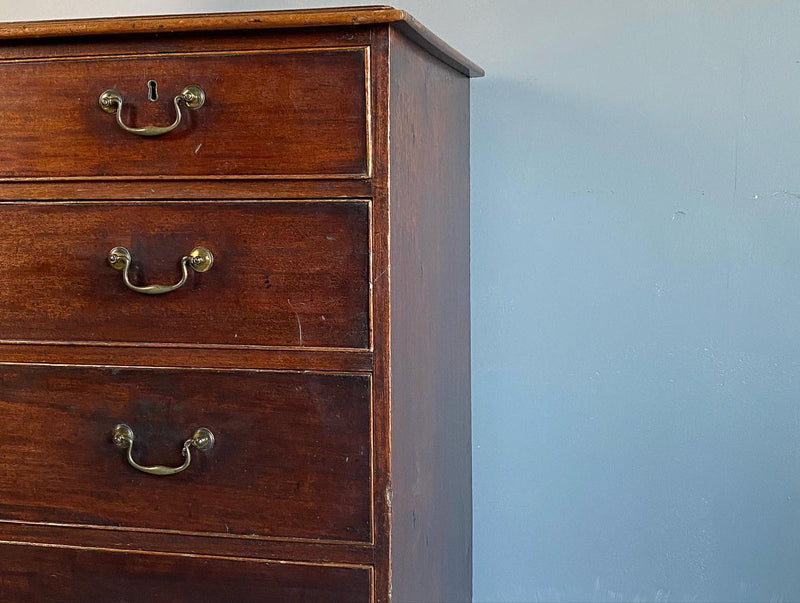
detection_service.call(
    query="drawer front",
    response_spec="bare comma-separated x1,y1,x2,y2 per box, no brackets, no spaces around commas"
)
0,201,370,349
0,365,372,543
0,543,371,602
0,48,368,180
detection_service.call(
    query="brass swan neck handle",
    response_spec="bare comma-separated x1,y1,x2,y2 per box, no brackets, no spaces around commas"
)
112,424,215,476
108,246,213,295
98,84,205,137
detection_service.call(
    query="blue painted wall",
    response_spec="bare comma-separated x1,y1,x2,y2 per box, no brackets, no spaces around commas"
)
6,1,800,600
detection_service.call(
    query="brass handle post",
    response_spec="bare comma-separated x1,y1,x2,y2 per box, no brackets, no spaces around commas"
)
98,84,205,137
112,424,215,476
108,246,213,295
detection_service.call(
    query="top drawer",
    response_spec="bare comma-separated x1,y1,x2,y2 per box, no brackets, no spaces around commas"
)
0,47,369,180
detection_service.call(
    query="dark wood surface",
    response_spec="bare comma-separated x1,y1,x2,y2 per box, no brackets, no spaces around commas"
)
0,520,376,566
0,47,368,180
0,201,370,349
0,11,477,601
0,178,372,202
0,344,373,372
0,365,372,543
0,27,373,61
387,28,473,603
0,6,484,77
363,28,393,601
0,543,372,602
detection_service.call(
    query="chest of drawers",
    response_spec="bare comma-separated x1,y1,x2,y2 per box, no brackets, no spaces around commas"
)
0,6,481,602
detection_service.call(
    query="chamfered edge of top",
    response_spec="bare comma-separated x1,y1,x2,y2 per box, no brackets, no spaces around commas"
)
0,5,484,77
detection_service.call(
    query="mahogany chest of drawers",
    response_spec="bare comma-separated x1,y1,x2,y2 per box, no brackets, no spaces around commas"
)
0,6,481,602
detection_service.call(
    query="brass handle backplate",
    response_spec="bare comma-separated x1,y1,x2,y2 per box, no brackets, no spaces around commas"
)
112,424,215,476
98,84,205,137
108,245,213,295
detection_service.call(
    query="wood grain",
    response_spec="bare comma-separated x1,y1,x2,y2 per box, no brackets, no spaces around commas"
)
0,6,483,77
365,28,393,603
0,10,478,600
0,520,376,566
0,178,372,202
387,27,473,603
0,344,373,373
0,201,370,349
0,48,368,180
0,365,372,544
0,542,371,602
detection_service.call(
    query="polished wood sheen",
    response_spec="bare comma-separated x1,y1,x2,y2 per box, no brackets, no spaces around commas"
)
0,365,372,543
0,6,483,77
386,28,472,602
0,201,370,349
0,7,481,602
0,48,368,180
0,344,374,373
0,543,372,602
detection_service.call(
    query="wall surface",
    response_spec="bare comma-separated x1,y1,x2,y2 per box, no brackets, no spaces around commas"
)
4,1,800,602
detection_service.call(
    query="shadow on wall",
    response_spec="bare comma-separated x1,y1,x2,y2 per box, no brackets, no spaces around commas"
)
470,77,800,602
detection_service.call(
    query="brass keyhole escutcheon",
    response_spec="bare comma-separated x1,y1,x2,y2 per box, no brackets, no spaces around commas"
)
147,79,158,102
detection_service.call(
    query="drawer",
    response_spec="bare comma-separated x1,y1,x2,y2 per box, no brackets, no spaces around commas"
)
0,543,371,602
0,47,368,180
0,365,372,543
0,200,370,349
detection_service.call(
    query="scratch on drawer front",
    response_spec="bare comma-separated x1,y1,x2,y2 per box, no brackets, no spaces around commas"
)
195,143,203,154
287,298,303,346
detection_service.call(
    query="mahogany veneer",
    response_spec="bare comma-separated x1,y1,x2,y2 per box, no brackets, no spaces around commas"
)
0,201,370,348
0,49,369,179
0,6,481,602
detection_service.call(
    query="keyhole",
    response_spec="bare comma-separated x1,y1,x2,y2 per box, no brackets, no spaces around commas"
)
147,80,158,102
